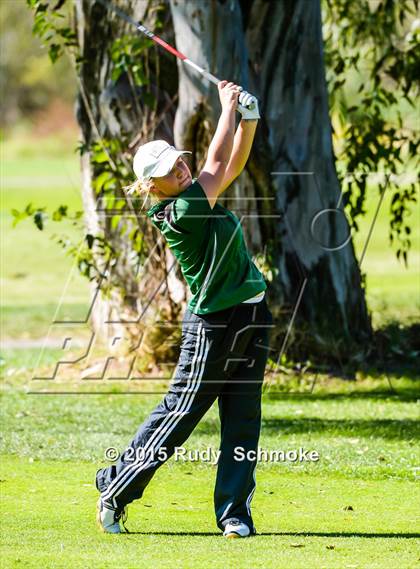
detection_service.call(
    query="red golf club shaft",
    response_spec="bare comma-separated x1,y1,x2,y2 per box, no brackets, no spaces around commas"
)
97,0,255,107
137,22,221,86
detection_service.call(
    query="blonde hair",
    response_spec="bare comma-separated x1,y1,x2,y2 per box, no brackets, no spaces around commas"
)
123,178,155,210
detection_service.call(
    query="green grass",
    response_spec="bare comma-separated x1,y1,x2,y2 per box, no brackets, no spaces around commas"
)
1,379,419,479
1,132,90,339
351,183,420,327
1,456,419,569
1,379,419,568
1,219,88,304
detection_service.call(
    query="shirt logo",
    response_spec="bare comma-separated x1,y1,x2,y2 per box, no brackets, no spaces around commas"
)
153,210,166,221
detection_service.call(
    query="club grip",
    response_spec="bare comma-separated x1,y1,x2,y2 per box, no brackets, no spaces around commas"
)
246,98,256,110
238,88,257,111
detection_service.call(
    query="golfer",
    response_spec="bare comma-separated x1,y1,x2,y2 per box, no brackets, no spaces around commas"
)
96,81,273,538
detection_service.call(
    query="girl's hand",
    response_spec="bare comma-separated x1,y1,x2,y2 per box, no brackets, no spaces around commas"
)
237,90,260,120
218,80,241,112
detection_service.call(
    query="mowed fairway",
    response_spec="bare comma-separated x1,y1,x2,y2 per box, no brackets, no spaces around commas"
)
1,460,419,568
1,133,420,567
1,134,90,341
351,176,420,327
1,387,419,568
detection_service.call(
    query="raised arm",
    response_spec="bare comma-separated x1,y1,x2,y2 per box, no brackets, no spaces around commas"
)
197,81,240,209
217,118,258,198
198,83,260,207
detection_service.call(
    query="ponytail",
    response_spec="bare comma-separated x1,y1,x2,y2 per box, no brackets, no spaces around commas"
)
122,178,154,211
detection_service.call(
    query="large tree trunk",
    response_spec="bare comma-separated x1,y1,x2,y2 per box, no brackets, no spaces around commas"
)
74,0,372,374
170,0,372,369
74,0,185,371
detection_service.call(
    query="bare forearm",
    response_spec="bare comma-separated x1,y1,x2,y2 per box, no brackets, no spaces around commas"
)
207,108,235,164
215,119,258,197
228,119,258,175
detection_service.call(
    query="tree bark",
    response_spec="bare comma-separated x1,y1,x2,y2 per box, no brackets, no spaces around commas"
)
74,0,184,368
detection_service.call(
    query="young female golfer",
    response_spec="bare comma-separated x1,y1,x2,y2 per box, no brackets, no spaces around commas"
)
96,80,273,538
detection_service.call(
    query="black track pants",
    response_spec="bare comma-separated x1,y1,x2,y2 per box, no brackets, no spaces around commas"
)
96,297,273,532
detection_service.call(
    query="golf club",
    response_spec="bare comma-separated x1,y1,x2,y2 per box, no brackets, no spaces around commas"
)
96,0,257,109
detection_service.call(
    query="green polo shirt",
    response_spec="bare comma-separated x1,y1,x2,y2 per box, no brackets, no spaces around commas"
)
146,179,267,315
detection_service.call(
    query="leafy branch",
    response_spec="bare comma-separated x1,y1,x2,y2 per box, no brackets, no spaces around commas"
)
323,0,419,266
23,1,164,299
27,0,77,64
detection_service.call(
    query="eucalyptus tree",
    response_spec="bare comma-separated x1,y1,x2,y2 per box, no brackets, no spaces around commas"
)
24,0,418,373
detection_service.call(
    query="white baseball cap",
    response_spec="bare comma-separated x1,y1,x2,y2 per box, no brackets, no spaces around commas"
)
133,140,191,181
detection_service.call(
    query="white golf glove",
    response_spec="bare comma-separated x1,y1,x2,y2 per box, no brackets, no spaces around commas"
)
236,89,260,120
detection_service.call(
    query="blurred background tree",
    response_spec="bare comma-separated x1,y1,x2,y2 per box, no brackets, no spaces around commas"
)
323,0,419,266
0,0,75,129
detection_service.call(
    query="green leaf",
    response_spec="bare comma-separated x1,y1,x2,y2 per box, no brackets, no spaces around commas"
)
111,67,123,82
110,215,121,231
34,211,45,230
35,2,48,14
391,192,400,205
52,205,68,221
86,234,95,249
11,208,22,218
49,43,62,63
94,171,114,193
11,210,26,227
92,150,111,164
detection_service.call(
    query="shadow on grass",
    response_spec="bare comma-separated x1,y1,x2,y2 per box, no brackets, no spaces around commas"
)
369,322,419,368
196,416,420,439
275,321,420,381
260,418,420,439
342,322,420,381
124,531,420,539
263,391,420,402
